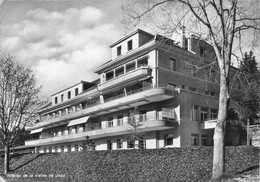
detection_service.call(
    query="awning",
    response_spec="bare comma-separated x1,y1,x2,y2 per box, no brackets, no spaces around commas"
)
67,116,89,127
30,128,43,134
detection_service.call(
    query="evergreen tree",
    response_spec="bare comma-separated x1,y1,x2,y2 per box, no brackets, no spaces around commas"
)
239,51,260,125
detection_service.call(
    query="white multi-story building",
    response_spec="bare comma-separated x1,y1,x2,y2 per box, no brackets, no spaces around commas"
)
25,29,243,153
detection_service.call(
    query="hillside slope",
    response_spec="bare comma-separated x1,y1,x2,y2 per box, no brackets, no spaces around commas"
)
0,146,259,182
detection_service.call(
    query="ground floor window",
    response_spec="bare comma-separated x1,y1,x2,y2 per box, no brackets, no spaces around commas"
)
209,135,214,146
164,134,174,146
75,144,79,151
55,146,58,152
61,146,64,152
90,142,96,151
49,147,52,153
117,139,123,149
107,140,112,150
191,134,199,146
201,135,208,146
127,140,134,149
67,145,71,152
139,138,146,149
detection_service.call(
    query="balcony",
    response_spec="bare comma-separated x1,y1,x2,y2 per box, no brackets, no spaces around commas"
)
25,117,177,147
200,119,217,129
98,67,150,91
32,85,177,130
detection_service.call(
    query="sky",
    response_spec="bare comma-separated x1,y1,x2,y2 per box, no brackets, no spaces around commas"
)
1,0,127,98
1,0,259,99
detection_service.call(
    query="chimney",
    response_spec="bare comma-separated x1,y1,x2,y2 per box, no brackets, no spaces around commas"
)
181,26,187,49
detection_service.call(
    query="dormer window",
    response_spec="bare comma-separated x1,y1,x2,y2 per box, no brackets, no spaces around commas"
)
75,88,79,96
117,46,122,56
55,97,58,104
68,91,71,99
127,40,133,51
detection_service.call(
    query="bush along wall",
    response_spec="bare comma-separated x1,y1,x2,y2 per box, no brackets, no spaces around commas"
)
2,146,259,182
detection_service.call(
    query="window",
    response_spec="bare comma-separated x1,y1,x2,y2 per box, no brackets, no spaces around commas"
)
139,138,146,149
201,107,208,121
210,92,216,96
75,88,79,96
204,90,210,95
44,148,47,153
210,108,218,119
127,40,133,51
162,108,175,120
200,46,206,57
126,62,136,73
191,66,197,77
107,140,112,150
191,105,199,121
108,117,113,128
75,144,79,151
68,91,71,99
115,66,124,77
191,134,199,146
61,129,64,136
55,97,58,104
61,94,64,102
106,71,114,81
49,147,52,153
117,115,123,126
170,58,176,71
127,139,135,149
117,139,123,149
137,57,148,68
117,46,122,56
201,135,208,146
55,147,58,153
90,142,96,151
139,110,147,122
165,134,174,146
67,145,71,152
189,87,197,92
209,135,214,146
182,85,186,89
61,146,64,152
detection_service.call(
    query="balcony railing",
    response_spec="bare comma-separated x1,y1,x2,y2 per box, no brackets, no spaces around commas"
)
28,111,176,143
38,84,175,124
99,67,150,91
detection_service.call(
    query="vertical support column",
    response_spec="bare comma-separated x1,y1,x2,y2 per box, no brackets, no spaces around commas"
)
35,147,38,154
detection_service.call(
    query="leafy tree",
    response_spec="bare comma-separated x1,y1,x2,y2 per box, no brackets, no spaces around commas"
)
0,56,41,174
122,0,260,180
126,107,146,149
81,135,95,151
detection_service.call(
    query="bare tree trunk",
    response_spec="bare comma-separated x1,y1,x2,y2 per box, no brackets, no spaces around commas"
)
212,73,229,181
4,145,10,174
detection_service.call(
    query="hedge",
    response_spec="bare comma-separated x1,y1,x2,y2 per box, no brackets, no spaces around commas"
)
0,146,259,182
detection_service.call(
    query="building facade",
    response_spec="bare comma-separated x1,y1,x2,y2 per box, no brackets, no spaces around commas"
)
25,29,243,153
